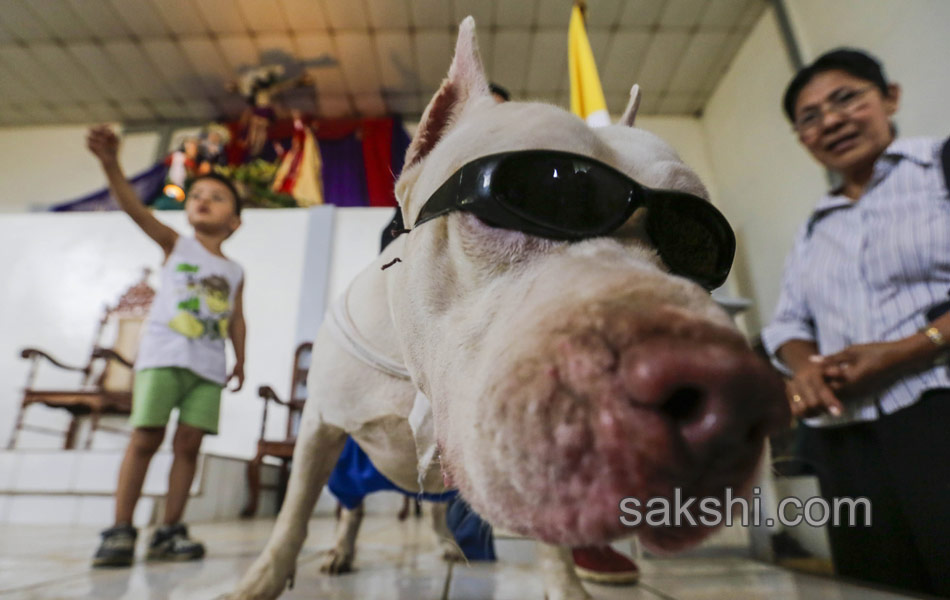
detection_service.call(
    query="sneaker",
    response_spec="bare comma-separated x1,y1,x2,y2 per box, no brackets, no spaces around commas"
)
92,524,138,568
572,545,641,585
146,523,205,561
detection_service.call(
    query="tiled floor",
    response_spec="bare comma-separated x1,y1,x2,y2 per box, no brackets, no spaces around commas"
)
0,516,922,599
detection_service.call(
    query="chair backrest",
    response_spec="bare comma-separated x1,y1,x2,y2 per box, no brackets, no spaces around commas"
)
95,269,155,393
287,342,313,438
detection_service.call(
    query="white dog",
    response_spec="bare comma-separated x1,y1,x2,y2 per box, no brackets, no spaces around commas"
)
226,17,786,600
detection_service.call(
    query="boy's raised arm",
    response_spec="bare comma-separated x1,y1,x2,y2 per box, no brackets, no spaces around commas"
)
87,125,178,255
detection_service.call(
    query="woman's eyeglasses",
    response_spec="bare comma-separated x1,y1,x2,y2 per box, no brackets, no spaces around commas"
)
793,85,877,135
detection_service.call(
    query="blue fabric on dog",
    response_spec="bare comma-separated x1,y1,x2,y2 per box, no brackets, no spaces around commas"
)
327,436,457,509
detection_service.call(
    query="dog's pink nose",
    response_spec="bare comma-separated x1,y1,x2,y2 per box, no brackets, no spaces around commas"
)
619,339,786,457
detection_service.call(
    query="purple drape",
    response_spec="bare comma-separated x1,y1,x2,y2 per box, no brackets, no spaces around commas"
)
320,136,368,208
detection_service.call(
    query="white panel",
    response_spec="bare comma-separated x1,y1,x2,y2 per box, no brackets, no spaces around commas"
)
534,0,572,28
179,37,235,88
698,31,745,93
31,44,106,103
451,0,493,28
141,39,211,98
366,0,411,29
584,0,627,27
116,99,160,121
658,0,705,28
588,27,612,67
409,0,452,29
336,32,381,94
323,0,368,29
0,0,52,41
318,94,352,119
634,31,691,94
382,91,422,115
66,42,140,101
353,93,386,117
601,31,651,93
254,33,297,63
216,34,260,71
700,0,752,28
237,0,290,33
657,91,695,114
29,1,94,40
525,30,565,95
183,98,218,120
152,99,189,119
604,92,630,116
0,64,42,104
296,34,348,95
81,101,121,122
0,46,67,100
375,31,416,90
67,0,131,38
279,0,328,31
667,31,728,93
495,0,537,27
491,30,530,95
618,0,667,27
637,87,661,114
194,0,247,34
11,103,59,124
477,29,494,79
107,0,169,37
414,30,453,89
102,40,177,99
54,103,95,123
737,0,767,29
150,0,210,35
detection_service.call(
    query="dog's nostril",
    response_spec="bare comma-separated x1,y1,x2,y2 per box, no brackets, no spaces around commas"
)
661,386,706,425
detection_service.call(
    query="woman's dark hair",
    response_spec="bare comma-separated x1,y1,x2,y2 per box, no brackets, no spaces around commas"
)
187,172,242,216
489,82,511,102
782,48,889,122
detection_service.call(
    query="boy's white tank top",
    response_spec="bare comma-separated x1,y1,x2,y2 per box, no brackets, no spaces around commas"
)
135,236,243,385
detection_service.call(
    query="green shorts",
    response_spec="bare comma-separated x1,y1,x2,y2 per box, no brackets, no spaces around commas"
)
130,367,222,434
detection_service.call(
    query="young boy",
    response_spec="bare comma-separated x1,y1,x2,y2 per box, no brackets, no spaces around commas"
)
87,125,246,567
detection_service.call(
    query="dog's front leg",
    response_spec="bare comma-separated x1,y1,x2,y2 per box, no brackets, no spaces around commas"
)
429,502,465,562
537,543,591,600
224,413,347,600
320,502,364,574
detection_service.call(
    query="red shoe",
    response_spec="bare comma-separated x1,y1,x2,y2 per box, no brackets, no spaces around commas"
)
571,545,640,585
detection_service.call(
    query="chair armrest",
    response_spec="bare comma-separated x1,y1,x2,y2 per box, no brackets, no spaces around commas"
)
257,385,292,407
20,348,88,373
92,346,134,369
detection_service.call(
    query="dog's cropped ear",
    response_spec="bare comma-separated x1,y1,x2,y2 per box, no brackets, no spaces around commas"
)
404,16,490,170
619,84,641,127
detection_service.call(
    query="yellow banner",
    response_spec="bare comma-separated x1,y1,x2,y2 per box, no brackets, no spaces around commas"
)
568,3,609,127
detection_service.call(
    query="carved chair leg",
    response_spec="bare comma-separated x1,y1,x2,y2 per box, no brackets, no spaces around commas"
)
84,409,102,450
6,401,29,450
277,459,290,510
242,452,265,518
63,416,80,450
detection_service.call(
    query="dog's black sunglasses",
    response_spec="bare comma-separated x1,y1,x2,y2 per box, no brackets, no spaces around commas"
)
412,150,736,290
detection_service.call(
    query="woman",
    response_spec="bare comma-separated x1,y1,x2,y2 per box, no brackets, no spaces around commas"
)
762,48,950,596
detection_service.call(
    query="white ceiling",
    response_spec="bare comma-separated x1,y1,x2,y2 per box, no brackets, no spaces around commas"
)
0,0,767,126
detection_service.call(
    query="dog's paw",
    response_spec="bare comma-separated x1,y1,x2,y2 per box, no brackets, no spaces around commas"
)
319,548,355,574
438,538,466,562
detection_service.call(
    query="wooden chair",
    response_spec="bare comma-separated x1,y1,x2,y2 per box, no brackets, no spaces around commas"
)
8,269,155,450
242,341,312,517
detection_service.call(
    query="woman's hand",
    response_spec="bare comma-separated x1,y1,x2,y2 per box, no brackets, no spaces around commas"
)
786,356,844,418
819,339,922,398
